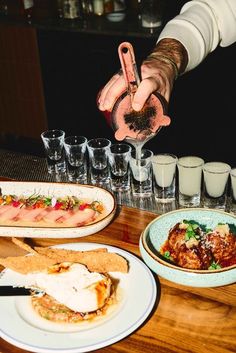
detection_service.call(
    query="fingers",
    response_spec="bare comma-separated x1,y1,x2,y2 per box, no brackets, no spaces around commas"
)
98,60,174,113
132,78,158,111
98,71,126,112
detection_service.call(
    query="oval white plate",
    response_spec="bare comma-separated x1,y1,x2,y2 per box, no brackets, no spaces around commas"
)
0,243,157,353
0,181,116,238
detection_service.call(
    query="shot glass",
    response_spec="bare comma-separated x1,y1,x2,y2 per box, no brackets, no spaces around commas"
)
108,143,131,191
229,168,236,214
203,162,231,210
177,156,204,208
41,129,66,174
152,153,178,203
87,138,111,185
130,149,153,197
64,135,88,183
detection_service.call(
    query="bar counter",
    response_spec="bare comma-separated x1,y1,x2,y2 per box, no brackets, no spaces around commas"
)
0,148,236,353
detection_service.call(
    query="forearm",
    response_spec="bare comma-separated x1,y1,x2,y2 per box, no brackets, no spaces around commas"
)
146,38,189,78
157,1,222,71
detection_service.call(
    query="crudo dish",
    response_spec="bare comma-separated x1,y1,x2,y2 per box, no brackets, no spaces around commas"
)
0,181,116,238
139,208,236,287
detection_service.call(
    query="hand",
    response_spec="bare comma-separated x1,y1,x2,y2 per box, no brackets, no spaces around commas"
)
97,39,188,113
97,58,175,113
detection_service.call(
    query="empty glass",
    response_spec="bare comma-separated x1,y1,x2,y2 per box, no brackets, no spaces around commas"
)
140,0,163,28
109,143,131,191
64,135,88,183
87,138,111,185
41,129,66,174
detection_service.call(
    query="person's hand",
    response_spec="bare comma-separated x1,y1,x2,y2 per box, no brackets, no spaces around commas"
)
97,39,188,113
97,58,176,113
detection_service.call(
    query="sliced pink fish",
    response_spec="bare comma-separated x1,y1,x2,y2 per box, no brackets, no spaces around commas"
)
0,204,12,215
63,208,96,227
14,207,47,222
13,207,30,221
34,208,51,221
17,208,47,222
56,210,74,223
0,205,22,221
43,209,69,223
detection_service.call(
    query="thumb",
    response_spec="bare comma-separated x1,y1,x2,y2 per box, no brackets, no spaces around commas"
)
132,78,159,111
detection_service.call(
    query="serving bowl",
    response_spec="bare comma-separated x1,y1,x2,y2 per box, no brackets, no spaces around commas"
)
139,208,236,287
0,181,116,238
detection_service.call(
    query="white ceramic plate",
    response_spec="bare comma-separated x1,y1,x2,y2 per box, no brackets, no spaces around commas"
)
0,181,116,238
0,243,157,353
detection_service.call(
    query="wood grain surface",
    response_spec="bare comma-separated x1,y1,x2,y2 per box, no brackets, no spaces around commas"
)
0,205,236,353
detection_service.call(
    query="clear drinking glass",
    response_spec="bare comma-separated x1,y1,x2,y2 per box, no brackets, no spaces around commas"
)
109,143,131,191
229,167,236,214
152,153,177,203
177,156,204,208
203,162,231,210
64,135,88,183
140,0,163,28
87,138,111,185
41,129,66,174
130,149,153,197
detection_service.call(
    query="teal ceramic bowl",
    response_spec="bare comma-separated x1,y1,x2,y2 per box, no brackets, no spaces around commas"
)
139,208,236,287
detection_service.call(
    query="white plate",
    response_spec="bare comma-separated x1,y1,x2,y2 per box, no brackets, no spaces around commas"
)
0,243,157,353
0,181,116,238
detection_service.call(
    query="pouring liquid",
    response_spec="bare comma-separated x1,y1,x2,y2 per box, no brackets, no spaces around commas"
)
125,133,156,161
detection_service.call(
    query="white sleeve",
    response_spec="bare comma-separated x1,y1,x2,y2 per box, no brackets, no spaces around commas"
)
157,0,236,71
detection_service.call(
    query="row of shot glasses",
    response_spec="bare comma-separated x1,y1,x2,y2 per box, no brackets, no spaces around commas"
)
40,130,153,195
41,130,236,214
153,154,236,214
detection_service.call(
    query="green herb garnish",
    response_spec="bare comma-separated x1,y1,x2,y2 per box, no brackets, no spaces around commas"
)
208,261,222,270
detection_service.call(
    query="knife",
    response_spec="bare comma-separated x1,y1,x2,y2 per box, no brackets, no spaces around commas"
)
0,286,43,296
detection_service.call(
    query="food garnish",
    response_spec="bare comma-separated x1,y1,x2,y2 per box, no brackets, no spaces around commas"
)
0,194,105,227
160,220,236,270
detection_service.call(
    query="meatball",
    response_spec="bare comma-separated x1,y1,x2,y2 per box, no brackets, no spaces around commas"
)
177,243,212,270
205,231,236,262
168,223,186,253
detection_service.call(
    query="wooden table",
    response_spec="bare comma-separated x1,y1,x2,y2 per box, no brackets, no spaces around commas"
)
1,205,236,353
